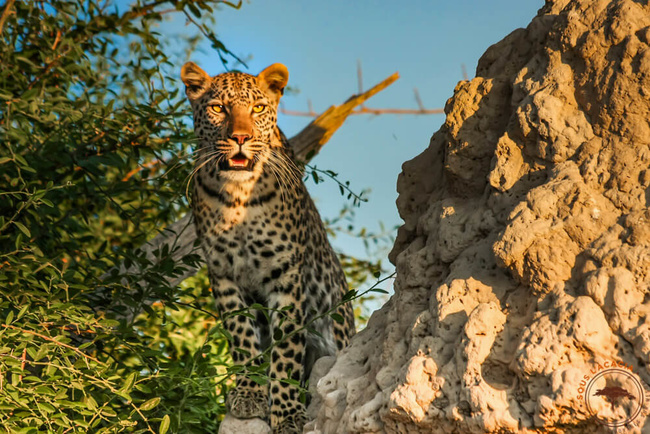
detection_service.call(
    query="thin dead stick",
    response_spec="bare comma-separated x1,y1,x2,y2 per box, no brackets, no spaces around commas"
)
2,324,104,365
0,0,16,34
280,62,444,119
280,106,444,117
357,60,365,109
291,72,400,161
19,348,26,382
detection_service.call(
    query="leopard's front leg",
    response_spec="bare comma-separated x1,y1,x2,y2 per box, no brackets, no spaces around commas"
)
211,276,269,420
268,285,308,433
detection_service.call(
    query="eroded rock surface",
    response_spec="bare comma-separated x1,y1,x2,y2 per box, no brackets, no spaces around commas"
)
218,414,271,434
307,0,650,432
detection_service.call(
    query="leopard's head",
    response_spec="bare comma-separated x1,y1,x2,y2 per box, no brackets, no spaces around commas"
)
181,62,289,183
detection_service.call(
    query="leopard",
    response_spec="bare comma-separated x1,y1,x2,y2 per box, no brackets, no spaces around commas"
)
180,61,355,433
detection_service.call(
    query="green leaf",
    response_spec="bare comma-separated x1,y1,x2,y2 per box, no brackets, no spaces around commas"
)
13,153,28,166
38,402,56,413
187,2,202,18
16,305,29,320
342,290,357,302
121,372,137,393
279,377,301,387
330,313,344,324
13,222,30,237
84,395,97,410
140,397,161,411
159,415,170,434
134,383,152,393
39,198,54,207
248,375,268,386
101,407,117,417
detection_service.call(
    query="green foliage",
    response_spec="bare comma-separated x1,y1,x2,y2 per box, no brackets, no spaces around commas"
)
0,0,241,431
0,0,392,432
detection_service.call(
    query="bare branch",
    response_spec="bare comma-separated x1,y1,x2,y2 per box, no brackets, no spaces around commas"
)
0,0,15,35
280,63,444,119
357,60,365,109
281,107,444,117
357,107,443,115
357,60,364,94
290,72,399,161
2,324,105,365
413,88,425,111
280,107,316,117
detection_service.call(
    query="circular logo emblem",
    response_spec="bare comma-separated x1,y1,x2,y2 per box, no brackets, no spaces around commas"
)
584,367,646,428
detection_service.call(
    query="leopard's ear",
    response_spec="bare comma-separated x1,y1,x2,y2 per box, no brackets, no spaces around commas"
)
257,63,289,102
181,62,211,100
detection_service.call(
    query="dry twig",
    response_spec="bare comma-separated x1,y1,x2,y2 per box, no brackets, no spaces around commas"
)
280,62,444,118
0,0,16,35
2,324,104,365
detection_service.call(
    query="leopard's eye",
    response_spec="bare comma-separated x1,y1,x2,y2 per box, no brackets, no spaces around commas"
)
252,104,266,113
209,104,224,114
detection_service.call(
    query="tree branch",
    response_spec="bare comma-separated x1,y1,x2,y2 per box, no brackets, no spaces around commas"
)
0,0,16,35
279,63,445,119
280,106,444,117
291,72,400,161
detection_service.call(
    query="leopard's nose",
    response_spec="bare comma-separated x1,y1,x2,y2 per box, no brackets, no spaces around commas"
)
231,134,251,145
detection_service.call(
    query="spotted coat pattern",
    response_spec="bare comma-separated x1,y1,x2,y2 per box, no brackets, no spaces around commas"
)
181,62,355,433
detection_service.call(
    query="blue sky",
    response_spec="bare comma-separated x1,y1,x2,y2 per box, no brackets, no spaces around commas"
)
164,0,542,265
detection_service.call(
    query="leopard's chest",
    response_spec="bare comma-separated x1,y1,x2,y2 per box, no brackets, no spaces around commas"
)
195,200,298,291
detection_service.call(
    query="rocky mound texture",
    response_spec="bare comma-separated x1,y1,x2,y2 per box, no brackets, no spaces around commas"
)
306,0,650,432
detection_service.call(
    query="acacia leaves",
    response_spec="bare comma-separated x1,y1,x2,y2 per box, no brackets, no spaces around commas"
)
0,1,240,432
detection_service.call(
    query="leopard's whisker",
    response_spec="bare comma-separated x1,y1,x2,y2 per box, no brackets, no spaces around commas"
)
267,149,302,188
184,151,223,199
263,156,290,205
264,154,294,195
161,146,216,177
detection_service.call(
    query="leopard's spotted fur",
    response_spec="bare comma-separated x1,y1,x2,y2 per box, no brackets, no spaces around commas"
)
181,62,355,433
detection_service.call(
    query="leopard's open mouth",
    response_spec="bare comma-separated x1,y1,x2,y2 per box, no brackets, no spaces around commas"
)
220,153,253,171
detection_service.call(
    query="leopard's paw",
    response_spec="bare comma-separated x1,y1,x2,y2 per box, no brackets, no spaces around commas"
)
227,388,269,420
272,411,307,434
